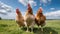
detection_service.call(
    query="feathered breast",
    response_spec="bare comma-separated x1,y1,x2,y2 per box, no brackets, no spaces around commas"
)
24,14,35,26
35,14,46,25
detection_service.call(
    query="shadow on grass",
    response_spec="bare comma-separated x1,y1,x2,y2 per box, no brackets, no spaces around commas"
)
0,24,8,27
0,24,58,34
22,27,58,34
0,24,9,32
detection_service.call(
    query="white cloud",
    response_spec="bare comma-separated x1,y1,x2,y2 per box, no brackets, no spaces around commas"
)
0,11,16,19
48,0,51,2
50,8,55,10
40,0,51,6
0,9,7,14
0,1,15,19
40,0,51,3
40,0,47,3
0,9,6,13
0,1,13,14
29,0,36,7
18,0,37,7
18,0,28,6
44,10,60,19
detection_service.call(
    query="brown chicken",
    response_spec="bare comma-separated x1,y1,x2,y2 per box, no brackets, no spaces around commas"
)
24,4,35,32
35,7,46,31
16,8,25,28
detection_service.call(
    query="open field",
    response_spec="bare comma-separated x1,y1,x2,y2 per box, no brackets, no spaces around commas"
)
0,20,60,34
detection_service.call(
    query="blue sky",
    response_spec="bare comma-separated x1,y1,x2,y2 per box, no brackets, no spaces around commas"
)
0,0,60,19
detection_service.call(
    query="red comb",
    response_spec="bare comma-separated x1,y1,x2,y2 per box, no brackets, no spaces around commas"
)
27,3,32,13
28,3,31,8
16,8,19,14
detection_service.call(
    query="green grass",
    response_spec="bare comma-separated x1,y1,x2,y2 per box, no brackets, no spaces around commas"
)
0,19,60,34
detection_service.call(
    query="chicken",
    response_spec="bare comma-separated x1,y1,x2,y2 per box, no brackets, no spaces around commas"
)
24,4,35,32
16,8,25,28
35,7,46,31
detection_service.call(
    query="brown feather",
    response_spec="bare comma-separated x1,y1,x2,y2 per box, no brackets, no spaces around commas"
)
35,7,46,26
16,8,25,27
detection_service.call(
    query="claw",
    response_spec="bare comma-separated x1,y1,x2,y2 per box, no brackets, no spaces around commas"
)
26,30,29,32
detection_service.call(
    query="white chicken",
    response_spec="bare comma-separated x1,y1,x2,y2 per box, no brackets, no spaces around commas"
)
24,4,35,32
